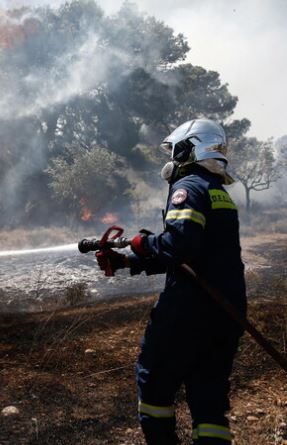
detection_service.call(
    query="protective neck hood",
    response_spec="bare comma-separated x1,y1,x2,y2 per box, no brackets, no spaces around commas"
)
197,159,234,185
161,159,234,185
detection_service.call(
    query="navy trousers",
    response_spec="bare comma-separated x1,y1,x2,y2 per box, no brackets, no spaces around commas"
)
136,296,240,444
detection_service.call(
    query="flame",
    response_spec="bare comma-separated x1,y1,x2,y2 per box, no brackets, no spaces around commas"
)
80,198,93,222
100,212,118,225
81,208,93,222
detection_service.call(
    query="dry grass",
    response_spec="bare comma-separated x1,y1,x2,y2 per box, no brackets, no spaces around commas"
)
64,282,91,307
0,295,286,445
0,224,286,443
240,207,287,237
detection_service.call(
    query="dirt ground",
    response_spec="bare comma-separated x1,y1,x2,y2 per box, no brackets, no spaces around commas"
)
0,233,287,444
0,296,287,445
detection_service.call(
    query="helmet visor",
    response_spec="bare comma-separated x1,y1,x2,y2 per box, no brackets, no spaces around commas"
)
160,139,195,163
172,139,194,163
160,142,173,157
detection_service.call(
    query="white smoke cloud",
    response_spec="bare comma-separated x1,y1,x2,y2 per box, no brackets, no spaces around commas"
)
0,1,176,226
0,6,156,121
0,10,86,118
0,33,107,119
0,0,63,8
1,0,286,140
0,0,285,224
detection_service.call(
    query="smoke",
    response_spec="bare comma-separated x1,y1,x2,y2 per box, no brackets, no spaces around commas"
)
1,1,282,230
0,117,47,226
1,0,287,139
0,3,176,121
0,10,114,119
0,1,182,227
0,0,64,10
0,5,105,225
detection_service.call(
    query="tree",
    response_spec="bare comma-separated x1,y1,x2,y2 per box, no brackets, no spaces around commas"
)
224,118,251,141
0,0,252,227
46,143,130,222
102,1,189,69
275,135,287,164
229,137,281,212
168,64,238,123
271,135,287,206
135,64,249,145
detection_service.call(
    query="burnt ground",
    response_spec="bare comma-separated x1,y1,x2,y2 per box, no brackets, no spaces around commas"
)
0,234,287,445
0,296,287,445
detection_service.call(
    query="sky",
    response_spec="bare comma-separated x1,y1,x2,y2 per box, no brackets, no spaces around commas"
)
1,0,287,141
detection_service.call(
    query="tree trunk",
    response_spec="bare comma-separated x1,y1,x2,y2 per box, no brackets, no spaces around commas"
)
245,186,251,213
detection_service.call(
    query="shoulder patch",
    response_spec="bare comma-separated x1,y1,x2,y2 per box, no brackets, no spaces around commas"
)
171,188,188,205
208,189,237,210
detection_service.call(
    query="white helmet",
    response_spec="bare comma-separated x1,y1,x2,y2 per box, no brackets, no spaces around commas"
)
160,118,234,184
160,118,227,164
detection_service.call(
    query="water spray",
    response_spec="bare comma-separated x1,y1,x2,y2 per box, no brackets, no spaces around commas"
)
0,243,78,257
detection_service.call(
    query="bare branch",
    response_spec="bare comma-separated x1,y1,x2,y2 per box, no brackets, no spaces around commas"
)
229,136,280,210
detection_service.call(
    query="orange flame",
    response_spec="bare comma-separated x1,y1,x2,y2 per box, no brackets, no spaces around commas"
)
100,212,118,225
80,198,93,222
81,208,93,222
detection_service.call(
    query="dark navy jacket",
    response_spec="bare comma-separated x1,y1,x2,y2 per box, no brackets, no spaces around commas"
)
130,164,247,328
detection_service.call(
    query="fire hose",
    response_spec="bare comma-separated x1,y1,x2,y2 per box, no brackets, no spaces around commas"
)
78,225,287,373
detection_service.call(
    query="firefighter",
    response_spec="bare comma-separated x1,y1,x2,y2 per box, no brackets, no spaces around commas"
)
96,118,247,444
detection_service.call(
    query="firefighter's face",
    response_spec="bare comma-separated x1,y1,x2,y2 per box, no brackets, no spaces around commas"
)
160,139,195,164
160,138,195,184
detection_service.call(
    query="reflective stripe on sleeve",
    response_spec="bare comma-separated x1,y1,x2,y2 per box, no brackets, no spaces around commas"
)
197,423,233,441
192,428,198,440
165,208,206,228
138,400,175,418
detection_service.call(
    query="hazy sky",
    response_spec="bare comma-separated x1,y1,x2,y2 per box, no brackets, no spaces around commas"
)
1,0,287,141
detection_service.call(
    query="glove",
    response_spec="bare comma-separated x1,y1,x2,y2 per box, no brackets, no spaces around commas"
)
96,249,128,276
130,231,151,257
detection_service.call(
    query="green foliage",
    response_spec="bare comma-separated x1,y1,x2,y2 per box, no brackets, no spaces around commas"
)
167,64,238,124
102,1,190,67
111,68,174,126
224,118,251,141
47,143,129,215
0,0,261,227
